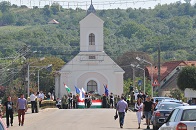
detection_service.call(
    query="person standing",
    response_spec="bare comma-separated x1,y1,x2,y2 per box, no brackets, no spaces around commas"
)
35,92,39,113
143,96,154,129
72,95,77,109
30,92,36,113
116,95,128,128
109,93,114,108
56,98,62,109
84,92,89,108
135,98,143,129
3,96,14,128
153,99,159,111
126,95,131,107
16,94,28,126
102,94,107,108
68,94,73,109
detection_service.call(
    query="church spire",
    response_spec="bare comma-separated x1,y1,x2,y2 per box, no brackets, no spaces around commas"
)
87,0,96,15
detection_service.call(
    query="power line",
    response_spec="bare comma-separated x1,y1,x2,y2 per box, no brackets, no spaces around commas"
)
5,0,162,9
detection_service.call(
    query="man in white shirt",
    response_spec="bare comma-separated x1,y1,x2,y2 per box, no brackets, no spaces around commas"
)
30,92,36,113
37,91,45,107
40,92,45,100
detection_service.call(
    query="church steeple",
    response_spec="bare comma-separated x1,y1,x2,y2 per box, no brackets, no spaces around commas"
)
87,0,96,15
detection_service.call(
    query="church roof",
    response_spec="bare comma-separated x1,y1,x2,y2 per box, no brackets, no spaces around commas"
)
87,1,96,15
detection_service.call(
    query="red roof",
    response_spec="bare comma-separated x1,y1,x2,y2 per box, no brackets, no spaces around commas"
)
146,60,190,81
184,61,196,66
48,19,59,24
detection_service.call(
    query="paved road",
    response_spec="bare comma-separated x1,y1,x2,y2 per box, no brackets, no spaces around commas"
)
3,108,152,130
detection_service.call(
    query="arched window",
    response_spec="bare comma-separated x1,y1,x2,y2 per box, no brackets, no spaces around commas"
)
89,33,95,45
87,80,97,93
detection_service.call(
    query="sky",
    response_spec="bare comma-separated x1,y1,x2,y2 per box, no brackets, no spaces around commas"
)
2,0,196,9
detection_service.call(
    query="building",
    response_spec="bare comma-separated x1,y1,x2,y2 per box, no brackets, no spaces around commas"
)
48,19,59,24
55,3,124,98
145,60,196,96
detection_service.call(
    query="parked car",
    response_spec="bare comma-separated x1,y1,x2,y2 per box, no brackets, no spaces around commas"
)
151,102,183,130
154,98,184,110
153,97,172,103
161,99,183,104
159,106,196,130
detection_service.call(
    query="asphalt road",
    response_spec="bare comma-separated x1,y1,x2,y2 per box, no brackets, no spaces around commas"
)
4,108,152,130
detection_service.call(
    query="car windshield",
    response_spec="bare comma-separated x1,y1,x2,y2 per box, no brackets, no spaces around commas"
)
154,97,171,102
159,104,182,110
182,109,196,121
163,99,182,103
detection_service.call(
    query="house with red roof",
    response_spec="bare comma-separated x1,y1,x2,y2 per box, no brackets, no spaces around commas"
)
145,61,196,96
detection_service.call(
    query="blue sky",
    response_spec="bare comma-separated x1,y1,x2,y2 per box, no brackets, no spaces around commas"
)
3,0,196,9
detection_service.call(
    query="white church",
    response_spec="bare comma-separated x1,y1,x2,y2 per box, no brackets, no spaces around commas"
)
55,3,124,98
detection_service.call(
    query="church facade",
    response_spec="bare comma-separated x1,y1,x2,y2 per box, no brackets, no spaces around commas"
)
55,5,124,98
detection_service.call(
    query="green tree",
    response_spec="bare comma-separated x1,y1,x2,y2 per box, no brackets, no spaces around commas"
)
124,78,132,94
117,21,139,39
0,1,11,13
170,89,184,100
29,56,65,93
2,12,15,25
43,5,52,17
177,66,196,90
50,3,62,15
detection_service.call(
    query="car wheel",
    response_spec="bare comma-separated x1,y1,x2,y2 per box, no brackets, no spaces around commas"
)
153,125,158,130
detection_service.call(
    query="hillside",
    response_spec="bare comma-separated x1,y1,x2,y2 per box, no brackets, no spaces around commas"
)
0,1,196,63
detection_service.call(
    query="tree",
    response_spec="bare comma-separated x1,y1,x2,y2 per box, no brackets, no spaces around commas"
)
177,66,196,90
117,21,140,39
184,0,191,4
50,3,62,15
43,5,52,17
170,89,184,100
29,56,65,93
0,1,11,13
116,51,152,80
2,12,15,25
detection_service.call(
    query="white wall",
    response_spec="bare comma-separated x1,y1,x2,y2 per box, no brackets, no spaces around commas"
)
185,88,196,98
80,13,104,52
56,52,124,98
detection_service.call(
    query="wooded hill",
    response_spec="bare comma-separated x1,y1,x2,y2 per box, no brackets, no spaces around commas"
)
0,1,196,63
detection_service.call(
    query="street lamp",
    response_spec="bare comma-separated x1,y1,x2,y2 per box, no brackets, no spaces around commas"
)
136,57,153,97
131,64,146,94
37,64,52,92
130,64,135,90
27,57,45,97
136,65,145,94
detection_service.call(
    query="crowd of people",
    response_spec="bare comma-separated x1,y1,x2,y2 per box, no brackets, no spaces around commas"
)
0,89,158,129
0,90,48,128
115,90,158,129
59,92,98,109
57,92,127,109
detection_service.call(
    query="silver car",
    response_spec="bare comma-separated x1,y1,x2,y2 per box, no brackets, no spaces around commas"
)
151,102,183,130
159,106,196,130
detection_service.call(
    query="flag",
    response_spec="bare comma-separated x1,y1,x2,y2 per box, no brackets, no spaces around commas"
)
79,88,84,101
104,84,109,97
64,84,70,93
75,86,80,94
81,88,85,94
81,88,85,98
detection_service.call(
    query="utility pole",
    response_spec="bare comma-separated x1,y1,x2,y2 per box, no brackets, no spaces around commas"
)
158,43,161,94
